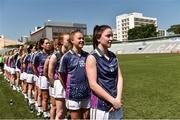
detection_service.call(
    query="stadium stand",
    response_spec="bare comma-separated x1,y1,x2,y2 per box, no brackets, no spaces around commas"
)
83,35,180,54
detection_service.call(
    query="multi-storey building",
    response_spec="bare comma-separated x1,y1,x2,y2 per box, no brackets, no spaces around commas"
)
116,12,157,41
112,28,117,40
30,21,87,41
157,29,167,37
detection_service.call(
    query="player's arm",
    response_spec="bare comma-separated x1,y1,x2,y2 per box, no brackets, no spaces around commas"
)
22,55,27,72
29,54,34,72
48,54,57,87
44,57,49,78
58,55,67,89
116,64,123,101
32,55,39,76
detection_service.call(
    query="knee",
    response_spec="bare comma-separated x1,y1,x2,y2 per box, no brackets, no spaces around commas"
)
38,93,42,98
42,96,48,102
51,105,56,111
56,110,64,119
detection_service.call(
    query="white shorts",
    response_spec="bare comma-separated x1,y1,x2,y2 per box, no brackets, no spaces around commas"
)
39,76,49,90
90,108,123,120
15,67,21,73
26,74,34,83
7,66,10,72
20,72,27,81
66,99,90,110
33,76,39,87
49,86,55,97
20,72,24,81
4,64,7,70
37,76,40,88
33,75,38,82
54,80,65,98
11,68,16,75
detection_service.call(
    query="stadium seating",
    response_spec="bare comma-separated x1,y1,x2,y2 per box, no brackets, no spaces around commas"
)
83,37,180,54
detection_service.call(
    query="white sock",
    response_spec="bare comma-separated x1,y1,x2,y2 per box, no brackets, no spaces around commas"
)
43,111,48,117
24,93,28,99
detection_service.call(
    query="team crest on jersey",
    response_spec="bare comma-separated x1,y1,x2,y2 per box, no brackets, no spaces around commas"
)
110,67,115,72
109,65,115,72
79,60,85,67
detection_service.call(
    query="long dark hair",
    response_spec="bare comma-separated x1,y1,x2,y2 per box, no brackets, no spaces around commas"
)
35,41,39,51
92,25,111,49
39,38,49,50
27,44,34,54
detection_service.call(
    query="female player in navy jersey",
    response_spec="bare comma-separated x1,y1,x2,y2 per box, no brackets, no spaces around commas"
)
86,25,123,120
33,38,50,118
48,33,71,119
31,42,39,111
3,51,9,81
58,30,91,119
9,49,17,90
23,45,36,106
15,45,24,92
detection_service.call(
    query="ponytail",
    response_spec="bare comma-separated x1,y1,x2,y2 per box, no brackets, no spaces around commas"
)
92,25,111,50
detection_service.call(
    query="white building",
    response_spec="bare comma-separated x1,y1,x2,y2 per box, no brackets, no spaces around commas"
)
116,12,157,41
112,28,117,40
157,29,167,37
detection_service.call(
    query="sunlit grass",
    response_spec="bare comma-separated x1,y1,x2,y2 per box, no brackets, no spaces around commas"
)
118,53,180,118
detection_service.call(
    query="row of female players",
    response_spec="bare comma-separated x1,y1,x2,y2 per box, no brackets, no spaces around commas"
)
3,25,123,120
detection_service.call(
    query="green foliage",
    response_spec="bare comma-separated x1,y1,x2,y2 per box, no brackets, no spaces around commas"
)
84,35,118,44
24,40,37,46
167,24,180,34
84,35,92,43
5,45,20,48
128,24,158,40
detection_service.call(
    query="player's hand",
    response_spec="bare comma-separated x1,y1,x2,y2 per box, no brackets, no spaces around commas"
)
108,107,115,112
111,97,123,110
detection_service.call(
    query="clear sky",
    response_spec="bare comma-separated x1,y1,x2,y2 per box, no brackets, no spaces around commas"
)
0,0,180,40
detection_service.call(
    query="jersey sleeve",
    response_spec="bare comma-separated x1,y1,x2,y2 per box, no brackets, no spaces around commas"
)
32,53,39,66
58,54,68,74
23,54,28,64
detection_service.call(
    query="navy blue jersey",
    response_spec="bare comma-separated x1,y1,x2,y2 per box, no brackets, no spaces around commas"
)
32,51,39,64
53,51,62,80
58,49,91,101
9,55,16,68
15,56,21,69
14,52,19,63
91,48,118,111
30,52,35,63
11,52,19,68
33,51,48,76
23,53,33,74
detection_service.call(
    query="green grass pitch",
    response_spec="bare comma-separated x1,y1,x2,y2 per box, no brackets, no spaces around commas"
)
0,76,37,119
1,53,180,118
118,53,180,118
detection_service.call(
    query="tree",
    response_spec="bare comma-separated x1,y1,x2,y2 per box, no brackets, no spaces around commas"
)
167,24,180,34
24,40,37,45
128,24,158,40
84,35,92,43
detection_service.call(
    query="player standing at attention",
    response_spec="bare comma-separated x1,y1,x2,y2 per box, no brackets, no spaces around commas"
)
58,30,91,119
86,25,123,120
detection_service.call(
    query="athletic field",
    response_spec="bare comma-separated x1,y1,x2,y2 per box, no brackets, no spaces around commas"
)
118,53,180,118
0,75,37,119
1,53,180,118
